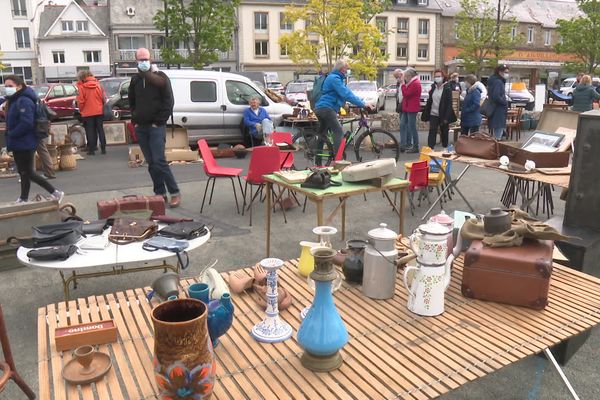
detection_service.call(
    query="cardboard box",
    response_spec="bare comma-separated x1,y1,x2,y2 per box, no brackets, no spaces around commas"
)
55,320,118,351
165,127,198,162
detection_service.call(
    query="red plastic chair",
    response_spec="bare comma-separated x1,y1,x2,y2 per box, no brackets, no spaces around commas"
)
0,305,35,399
272,131,295,169
407,160,430,215
242,146,283,226
197,139,244,214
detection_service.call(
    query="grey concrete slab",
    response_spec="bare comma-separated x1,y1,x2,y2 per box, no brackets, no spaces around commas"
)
0,113,596,399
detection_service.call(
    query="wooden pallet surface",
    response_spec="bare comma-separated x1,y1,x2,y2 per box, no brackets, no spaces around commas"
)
38,251,600,400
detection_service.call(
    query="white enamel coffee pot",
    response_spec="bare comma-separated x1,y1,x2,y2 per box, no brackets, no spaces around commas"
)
403,222,454,316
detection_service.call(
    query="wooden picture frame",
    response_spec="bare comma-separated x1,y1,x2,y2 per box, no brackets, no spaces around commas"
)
103,121,128,145
49,123,69,145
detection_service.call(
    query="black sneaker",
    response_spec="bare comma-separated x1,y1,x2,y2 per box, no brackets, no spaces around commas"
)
406,147,420,153
400,147,406,153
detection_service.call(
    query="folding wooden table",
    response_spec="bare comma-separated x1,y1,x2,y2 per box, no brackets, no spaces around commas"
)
38,252,600,399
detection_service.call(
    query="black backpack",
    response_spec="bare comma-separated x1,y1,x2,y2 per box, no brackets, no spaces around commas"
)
309,74,328,109
35,100,57,139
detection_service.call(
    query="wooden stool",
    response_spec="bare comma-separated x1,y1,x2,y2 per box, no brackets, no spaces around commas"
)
0,304,36,399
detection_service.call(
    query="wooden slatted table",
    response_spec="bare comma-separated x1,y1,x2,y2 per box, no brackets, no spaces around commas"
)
38,253,600,399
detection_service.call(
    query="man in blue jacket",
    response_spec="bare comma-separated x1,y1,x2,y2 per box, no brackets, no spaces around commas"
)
243,96,271,145
314,60,370,158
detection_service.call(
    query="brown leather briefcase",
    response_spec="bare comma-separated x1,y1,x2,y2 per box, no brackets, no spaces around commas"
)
462,239,553,310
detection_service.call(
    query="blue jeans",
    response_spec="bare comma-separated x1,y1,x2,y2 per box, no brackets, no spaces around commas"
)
136,125,180,196
399,112,418,149
492,127,504,140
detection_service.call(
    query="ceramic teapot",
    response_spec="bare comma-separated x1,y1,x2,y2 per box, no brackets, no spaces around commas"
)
428,211,454,254
409,222,452,265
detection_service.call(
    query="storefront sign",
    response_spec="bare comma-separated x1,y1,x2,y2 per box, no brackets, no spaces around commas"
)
443,47,578,63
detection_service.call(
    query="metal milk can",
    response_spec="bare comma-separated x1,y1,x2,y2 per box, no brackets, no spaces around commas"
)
362,223,398,299
403,222,453,316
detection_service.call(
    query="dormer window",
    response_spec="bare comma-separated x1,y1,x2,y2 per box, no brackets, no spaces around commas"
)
76,21,88,32
418,0,428,5
61,21,74,32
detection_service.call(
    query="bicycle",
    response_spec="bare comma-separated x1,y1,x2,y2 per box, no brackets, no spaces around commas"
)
291,109,399,169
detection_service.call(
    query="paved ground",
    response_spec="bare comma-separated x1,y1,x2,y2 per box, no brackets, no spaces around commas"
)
0,104,597,399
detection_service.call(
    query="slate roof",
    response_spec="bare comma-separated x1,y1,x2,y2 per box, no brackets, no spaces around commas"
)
435,0,583,27
38,3,110,38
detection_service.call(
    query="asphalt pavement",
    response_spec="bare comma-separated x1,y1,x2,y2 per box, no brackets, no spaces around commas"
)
0,103,597,399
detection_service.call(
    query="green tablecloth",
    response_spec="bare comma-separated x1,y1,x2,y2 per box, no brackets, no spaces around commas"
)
265,170,408,197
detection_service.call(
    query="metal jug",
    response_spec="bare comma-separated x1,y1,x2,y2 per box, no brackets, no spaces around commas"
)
362,223,398,299
403,222,453,316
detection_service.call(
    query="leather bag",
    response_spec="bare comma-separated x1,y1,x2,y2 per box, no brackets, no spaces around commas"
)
97,194,166,219
455,133,499,159
158,221,208,240
301,169,341,189
27,245,78,261
31,221,83,248
462,239,553,310
479,98,494,118
108,218,157,244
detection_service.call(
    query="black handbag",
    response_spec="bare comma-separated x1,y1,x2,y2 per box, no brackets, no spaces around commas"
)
479,98,495,118
31,221,83,248
82,219,112,235
27,245,78,261
158,221,208,240
301,169,341,189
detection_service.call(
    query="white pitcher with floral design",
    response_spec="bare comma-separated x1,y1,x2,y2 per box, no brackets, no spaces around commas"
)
404,222,453,316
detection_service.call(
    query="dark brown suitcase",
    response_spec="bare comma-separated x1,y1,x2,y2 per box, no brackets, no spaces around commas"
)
462,239,553,310
97,195,165,219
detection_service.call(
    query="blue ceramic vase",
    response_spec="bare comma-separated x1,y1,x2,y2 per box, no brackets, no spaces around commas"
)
188,283,234,347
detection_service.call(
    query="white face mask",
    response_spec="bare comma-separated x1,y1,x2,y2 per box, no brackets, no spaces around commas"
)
138,60,151,72
502,73,510,80
4,87,17,96
434,77,443,84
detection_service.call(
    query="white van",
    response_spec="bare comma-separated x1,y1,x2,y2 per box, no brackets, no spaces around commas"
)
163,70,293,145
560,76,600,95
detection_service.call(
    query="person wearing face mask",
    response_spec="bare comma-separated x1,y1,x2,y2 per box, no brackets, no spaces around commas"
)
449,72,461,92
486,64,509,140
128,48,181,208
460,74,482,135
2,75,64,203
421,70,456,149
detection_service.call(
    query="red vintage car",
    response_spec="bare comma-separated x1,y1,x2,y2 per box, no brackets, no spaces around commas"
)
31,83,79,119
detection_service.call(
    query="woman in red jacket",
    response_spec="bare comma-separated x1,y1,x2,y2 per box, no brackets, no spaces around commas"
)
399,68,422,153
76,70,107,155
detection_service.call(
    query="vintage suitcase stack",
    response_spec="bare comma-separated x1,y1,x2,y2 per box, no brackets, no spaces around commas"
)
0,200,61,247
97,195,166,219
462,239,554,310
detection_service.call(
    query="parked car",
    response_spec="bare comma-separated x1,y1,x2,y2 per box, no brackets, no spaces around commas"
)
31,83,78,119
284,81,313,105
99,77,131,120
380,83,397,98
507,82,535,110
160,69,293,145
266,81,285,95
346,80,385,112
560,77,600,96
420,80,434,110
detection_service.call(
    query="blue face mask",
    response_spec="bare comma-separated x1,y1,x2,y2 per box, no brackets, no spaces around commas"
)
138,60,151,72
4,87,17,96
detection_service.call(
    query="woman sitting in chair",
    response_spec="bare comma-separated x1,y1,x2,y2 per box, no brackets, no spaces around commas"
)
243,96,271,146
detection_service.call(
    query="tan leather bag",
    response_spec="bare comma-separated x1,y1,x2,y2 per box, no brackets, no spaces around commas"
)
108,218,157,245
455,133,499,159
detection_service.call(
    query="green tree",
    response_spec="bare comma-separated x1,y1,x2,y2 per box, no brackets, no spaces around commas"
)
555,0,600,74
455,0,521,76
154,0,239,69
279,0,390,79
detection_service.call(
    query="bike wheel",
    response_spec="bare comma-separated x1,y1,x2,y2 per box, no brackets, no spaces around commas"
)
292,133,335,168
353,128,399,162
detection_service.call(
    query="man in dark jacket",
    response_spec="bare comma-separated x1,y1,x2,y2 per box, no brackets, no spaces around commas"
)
421,70,457,149
129,48,180,207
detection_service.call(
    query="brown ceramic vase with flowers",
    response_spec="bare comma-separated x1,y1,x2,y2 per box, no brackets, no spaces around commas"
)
151,298,216,400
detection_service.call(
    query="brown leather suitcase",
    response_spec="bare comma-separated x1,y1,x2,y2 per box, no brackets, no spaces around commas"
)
97,195,165,219
462,239,553,310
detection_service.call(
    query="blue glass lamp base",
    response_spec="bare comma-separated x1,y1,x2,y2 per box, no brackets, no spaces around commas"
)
300,306,310,320
251,317,293,343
